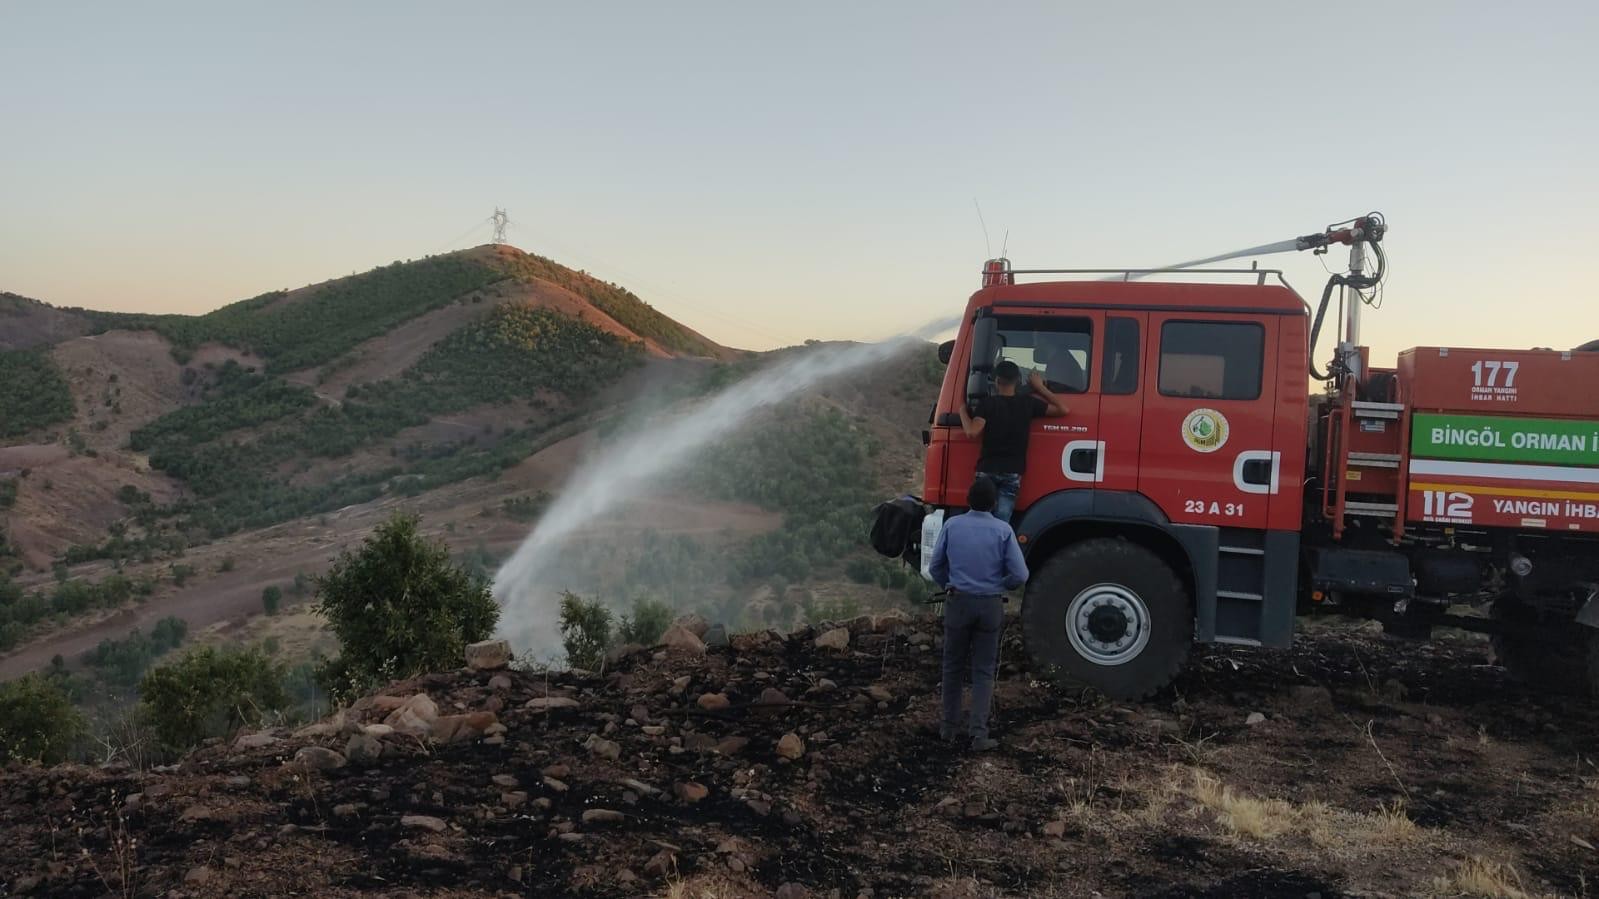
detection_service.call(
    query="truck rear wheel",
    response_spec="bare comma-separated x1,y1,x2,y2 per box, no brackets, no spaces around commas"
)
1490,598,1592,696
1021,538,1192,700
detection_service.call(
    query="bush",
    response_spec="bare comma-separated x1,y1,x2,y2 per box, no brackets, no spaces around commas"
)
262,585,282,616
844,557,878,584
0,349,74,438
558,592,612,670
139,646,289,751
0,674,86,764
617,598,673,646
218,556,236,573
315,512,499,701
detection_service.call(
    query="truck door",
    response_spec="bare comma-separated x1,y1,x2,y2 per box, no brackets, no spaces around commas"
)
1138,314,1280,530
944,309,1104,512
1096,313,1147,495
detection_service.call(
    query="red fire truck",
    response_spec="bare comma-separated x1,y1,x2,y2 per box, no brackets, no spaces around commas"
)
910,214,1599,699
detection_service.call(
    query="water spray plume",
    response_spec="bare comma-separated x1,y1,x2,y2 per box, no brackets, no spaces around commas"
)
493,319,950,659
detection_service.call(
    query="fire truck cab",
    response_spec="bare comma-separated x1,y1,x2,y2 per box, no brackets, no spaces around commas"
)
924,263,1310,698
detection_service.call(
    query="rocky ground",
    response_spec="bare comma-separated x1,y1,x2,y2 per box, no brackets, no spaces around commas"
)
2,614,1596,899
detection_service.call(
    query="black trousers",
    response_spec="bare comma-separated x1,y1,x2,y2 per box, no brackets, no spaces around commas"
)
941,592,1004,739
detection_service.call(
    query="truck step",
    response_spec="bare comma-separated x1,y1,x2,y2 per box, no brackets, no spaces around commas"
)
1345,501,1399,516
1348,452,1401,469
1216,589,1264,601
1218,545,1265,556
1351,400,1403,420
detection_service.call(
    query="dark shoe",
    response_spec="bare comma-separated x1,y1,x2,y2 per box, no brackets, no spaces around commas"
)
922,723,959,743
969,736,999,753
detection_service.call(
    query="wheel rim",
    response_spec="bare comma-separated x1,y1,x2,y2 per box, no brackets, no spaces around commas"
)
1065,582,1152,667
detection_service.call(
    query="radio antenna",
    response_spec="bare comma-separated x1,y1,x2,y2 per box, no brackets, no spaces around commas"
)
973,198,992,258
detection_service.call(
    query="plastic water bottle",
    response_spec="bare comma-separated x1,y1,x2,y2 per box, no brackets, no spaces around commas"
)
919,509,944,582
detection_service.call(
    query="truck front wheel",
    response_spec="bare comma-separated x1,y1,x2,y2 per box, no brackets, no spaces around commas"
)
1021,538,1192,700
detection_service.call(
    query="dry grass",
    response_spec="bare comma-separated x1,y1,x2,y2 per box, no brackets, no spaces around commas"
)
1175,767,1423,849
1186,769,1298,838
1433,856,1540,899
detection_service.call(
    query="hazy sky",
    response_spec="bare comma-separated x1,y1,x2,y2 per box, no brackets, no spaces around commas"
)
3,2,1596,362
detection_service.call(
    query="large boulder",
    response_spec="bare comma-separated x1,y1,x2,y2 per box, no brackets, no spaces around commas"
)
465,639,513,671
814,628,850,652
658,625,706,655
383,694,439,737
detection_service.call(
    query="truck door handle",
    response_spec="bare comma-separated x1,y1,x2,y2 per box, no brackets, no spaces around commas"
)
936,412,962,427
1062,439,1106,483
1240,459,1272,485
1233,450,1282,495
1068,447,1098,475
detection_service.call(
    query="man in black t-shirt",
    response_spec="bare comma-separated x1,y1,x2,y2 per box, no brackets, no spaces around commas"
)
957,360,1068,523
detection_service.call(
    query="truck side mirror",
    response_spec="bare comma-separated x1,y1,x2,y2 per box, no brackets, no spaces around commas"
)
965,315,999,401
937,340,955,365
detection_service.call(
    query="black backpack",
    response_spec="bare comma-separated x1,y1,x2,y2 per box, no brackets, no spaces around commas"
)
870,496,925,562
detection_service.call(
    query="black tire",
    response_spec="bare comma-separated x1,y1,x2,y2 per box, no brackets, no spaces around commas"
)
1490,598,1590,696
1021,538,1192,700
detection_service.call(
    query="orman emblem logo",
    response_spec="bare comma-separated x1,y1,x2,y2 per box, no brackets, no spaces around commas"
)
1181,408,1229,453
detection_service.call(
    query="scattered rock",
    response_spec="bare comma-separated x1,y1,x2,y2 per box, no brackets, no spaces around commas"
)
704,623,729,647
581,808,626,825
641,725,667,736
492,774,519,788
659,624,707,655
526,696,580,711
543,776,570,793
605,642,647,666
431,711,499,743
488,674,513,691
670,675,692,695
675,781,709,803
630,704,653,725
644,850,677,877
543,763,571,778
715,736,750,756
362,723,394,737
185,866,215,886
401,815,448,833
776,733,806,760
1042,820,1068,838
465,638,512,671
383,694,439,737
776,884,810,899
333,803,359,818
866,685,893,703
1245,712,1267,727
754,686,791,708
292,746,347,772
344,733,384,767
814,628,850,651
697,692,731,711
502,791,528,809
908,632,934,646
623,778,661,796
586,735,623,761
233,731,279,750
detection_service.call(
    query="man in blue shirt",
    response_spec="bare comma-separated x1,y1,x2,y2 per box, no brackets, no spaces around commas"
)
928,476,1029,751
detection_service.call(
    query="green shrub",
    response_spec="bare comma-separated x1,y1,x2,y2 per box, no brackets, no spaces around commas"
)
262,585,282,615
0,349,74,438
0,674,86,764
139,646,289,751
558,592,612,670
315,512,498,700
617,598,673,646
844,557,878,584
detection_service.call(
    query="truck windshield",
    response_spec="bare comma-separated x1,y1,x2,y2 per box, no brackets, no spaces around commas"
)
992,316,1093,393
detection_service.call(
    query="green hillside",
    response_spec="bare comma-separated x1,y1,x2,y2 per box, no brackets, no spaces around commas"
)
86,255,502,371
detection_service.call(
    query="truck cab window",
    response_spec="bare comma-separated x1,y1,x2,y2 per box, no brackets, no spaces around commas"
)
1103,317,1139,395
1158,321,1263,400
990,316,1093,394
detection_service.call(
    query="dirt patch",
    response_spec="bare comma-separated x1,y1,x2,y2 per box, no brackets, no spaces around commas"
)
1,617,1593,897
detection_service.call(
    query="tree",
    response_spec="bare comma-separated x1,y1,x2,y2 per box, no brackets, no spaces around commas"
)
262,585,282,616
617,598,672,646
140,646,289,751
315,512,498,700
559,592,612,670
0,674,86,764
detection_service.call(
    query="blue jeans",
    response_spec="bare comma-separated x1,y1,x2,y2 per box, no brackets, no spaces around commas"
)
942,592,1005,739
980,472,1021,523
